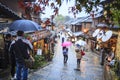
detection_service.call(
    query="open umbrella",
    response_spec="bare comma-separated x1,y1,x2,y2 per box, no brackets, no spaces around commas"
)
75,39,87,47
9,19,42,32
61,41,72,47
97,23,108,28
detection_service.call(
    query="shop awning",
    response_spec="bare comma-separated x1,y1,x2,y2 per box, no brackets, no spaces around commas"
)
0,3,22,20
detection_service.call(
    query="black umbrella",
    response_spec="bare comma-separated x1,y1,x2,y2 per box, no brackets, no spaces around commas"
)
9,20,42,32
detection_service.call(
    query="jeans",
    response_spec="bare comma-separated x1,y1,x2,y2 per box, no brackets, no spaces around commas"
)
11,57,16,77
16,62,28,80
77,59,81,65
11,61,16,77
77,59,81,69
63,54,68,63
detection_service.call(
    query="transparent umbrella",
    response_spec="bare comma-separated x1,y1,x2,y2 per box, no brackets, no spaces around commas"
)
75,39,87,47
97,23,108,28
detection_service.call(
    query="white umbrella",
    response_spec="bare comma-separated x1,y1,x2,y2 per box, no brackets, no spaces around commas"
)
75,39,87,47
97,23,108,27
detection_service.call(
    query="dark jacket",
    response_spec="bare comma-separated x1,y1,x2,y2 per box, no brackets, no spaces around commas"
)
11,39,32,64
4,40,11,65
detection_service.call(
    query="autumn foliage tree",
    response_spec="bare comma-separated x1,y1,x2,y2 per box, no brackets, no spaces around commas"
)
66,0,120,25
18,0,120,25
18,0,59,21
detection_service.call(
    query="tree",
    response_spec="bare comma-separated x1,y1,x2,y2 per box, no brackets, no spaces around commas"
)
18,0,120,25
54,14,65,26
69,0,120,25
18,0,59,20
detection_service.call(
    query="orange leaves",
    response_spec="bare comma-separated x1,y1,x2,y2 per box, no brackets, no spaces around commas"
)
18,0,25,9
18,0,59,19
34,4,41,14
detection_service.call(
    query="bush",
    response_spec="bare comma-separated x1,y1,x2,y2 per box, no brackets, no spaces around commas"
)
32,55,47,69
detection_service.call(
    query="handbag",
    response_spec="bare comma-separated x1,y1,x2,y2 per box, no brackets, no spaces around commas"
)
24,55,35,68
81,51,85,56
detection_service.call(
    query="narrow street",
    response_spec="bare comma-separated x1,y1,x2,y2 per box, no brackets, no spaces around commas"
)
28,37,104,80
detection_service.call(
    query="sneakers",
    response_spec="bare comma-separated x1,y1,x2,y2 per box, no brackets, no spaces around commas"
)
11,74,16,80
11,77,16,80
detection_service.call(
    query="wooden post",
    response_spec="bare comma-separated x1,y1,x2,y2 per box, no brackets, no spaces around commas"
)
116,30,120,60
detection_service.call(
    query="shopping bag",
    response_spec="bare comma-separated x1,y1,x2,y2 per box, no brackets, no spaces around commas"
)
24,55,35,68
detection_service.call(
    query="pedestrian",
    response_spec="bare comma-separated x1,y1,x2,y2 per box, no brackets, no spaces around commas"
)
9,34,17,80
0,33,12,80
100,47,106,65
10,30,33,80
4,33,12,68
75,48,83,71
105,48,115,63
62,46,68,63
62,37,65,43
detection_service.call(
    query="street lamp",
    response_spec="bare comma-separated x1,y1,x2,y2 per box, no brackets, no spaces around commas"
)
83,28,87,33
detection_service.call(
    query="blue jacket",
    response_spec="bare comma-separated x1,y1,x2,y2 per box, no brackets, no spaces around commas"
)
63,48,68,55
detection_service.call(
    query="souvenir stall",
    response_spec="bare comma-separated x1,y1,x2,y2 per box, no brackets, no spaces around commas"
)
25,30,50,53
25,29,54,61
92,27,119,80
92,28,117,53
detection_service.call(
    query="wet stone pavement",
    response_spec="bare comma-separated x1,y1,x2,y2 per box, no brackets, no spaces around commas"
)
28,38,104,80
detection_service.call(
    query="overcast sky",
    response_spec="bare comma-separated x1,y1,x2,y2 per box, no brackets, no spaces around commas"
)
40,0,89,19
58,0,89,18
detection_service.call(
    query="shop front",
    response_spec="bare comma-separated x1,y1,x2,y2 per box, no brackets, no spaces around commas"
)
91,27,119,80
25,29,54,61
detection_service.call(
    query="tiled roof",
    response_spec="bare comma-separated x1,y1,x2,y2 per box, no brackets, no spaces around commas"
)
71,16,92,25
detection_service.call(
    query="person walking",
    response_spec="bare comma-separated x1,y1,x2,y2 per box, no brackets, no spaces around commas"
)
10,30,33,80
2,33,12,80
4,33,12,67
62,46,68,63
9,35,17,80
62,37,65,43
75,49,83,71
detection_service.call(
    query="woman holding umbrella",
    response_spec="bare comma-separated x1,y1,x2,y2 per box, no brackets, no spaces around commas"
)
75,47,84,71
62,46,68,63
61,40,72,63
